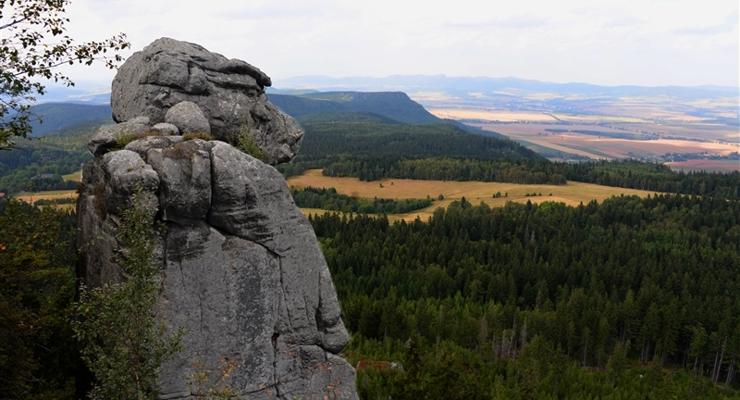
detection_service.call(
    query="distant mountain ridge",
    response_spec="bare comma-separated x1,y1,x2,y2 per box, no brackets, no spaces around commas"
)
278,75,739,99
25,90,441,137
26,103,112,137
269,91,440,124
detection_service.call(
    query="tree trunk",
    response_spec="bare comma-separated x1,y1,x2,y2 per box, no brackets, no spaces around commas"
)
692,357,699,374
713,337,727,384
492,333,498,359
725,359,735,386
711,350,720,383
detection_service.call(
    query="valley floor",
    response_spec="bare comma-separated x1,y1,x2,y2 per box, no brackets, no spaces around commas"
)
288,169,657,221
11,168,661,218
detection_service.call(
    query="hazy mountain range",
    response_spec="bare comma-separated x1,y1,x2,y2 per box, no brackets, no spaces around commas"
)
275,75,739,99
26,91,443,136
37,75,739,105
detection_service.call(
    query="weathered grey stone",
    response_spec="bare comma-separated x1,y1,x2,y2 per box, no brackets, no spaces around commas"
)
124,135,184,160
79,38,356,400
208,141,350,355
101,150,159,215
158,224,280,397
164,101,211,135
147,140,212,222
88,116,151,156
111,37,303,164
76,193,121,287
151,122,180,135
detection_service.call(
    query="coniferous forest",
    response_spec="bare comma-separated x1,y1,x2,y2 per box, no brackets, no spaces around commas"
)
4,189,739,398
312,194,740,399
292,186,433,214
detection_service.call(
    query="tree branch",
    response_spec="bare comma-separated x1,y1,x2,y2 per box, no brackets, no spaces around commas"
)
0,16,30,31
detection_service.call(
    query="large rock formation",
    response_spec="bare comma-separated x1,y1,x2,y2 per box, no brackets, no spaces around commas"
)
111,37,303,164
78,39,357,400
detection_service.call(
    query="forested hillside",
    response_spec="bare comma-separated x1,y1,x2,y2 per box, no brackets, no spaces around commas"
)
312,194,740,398
278,112,740,196
292,186,433,214
0,102,110,193
270,91,440,123
276,113,565,184
26,103,111,137
559,160,740,199
0,123,95,193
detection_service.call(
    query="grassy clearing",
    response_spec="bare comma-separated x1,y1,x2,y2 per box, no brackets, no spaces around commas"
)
15,190,78,202
62,170,82,182
288,169,658,221
13,169,663,219
14,190,78,210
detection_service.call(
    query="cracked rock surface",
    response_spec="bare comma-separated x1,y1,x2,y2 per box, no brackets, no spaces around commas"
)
78,39,357,400
111,37,303,164
78,139,357,400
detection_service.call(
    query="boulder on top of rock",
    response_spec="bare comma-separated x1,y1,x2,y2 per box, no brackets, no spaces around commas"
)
111,37,303,164
88,116,151,156
164,101,210,135
150,122,180,136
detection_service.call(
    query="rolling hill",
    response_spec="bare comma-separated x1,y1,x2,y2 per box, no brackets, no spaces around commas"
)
294,112,535,160
27,103,112,137
269,91,440,124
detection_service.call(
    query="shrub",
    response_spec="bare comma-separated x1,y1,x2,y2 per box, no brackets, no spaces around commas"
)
183,131,214,141
114,130,162,148
74,190,181,400
237,124,265,161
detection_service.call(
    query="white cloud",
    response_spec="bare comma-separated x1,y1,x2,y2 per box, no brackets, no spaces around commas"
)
56,0,738,88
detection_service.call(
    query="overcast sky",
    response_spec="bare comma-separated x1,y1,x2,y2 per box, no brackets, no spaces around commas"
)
61,0,739,89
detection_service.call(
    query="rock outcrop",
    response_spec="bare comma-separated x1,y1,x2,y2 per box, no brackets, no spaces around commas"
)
78,38,357,400
111,37,303,165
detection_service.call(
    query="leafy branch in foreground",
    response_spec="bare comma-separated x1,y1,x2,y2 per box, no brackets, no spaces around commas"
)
74,191,180,400
0,0,129,147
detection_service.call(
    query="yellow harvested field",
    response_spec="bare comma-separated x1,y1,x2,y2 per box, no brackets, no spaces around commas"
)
530,135,739,159
435,104,739,160
289,170,658,221
12,171,661,220
14,190,78,210
15,189,78,203
428,108,557,122
63,170,82,182
470,122,740,159
49,203,77,211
